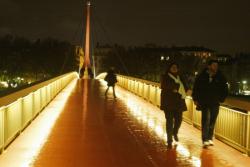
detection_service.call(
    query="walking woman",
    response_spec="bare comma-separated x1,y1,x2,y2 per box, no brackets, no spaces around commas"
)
160,62,188,148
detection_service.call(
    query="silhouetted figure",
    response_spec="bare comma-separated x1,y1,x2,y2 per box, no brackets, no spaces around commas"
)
79,67,84,78
160,62,189,148
88,67,94,78
192,59,228,148
104,68,117,98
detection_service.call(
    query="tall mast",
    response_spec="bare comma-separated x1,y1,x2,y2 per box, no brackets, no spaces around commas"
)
83,0,91,78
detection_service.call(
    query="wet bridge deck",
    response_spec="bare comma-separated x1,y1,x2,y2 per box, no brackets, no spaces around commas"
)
0,79,249,167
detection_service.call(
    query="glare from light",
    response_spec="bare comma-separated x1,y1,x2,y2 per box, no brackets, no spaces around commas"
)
148,119,155,129
176,144,191,157
155,125,164,137
163,134,167,142
0,81,8,88
191,156,201,167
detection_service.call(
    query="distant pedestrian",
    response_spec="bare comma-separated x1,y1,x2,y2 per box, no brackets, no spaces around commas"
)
104,68,117,98
160,62,189,148
192,59,228,148
88,67,94,78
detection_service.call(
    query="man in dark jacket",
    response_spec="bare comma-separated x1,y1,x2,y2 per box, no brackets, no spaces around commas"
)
192,59,228,148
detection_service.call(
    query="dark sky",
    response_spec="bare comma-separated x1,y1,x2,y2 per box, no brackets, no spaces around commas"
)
1,0,250,54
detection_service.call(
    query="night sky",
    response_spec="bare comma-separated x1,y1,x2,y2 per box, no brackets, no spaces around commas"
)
0,0,250,54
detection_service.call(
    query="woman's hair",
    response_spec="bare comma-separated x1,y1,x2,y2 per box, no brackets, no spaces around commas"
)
207,59,218,65
166,62,179,73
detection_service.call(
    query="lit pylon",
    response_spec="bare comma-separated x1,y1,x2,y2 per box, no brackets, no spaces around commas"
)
83,0,91,79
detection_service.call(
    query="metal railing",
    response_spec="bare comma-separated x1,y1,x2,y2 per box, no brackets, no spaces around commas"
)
0,72,78,153
97,73,250,156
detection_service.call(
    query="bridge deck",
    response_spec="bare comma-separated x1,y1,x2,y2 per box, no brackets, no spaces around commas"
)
0,79,249,167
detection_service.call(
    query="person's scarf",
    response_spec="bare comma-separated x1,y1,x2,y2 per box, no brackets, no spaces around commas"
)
168,73,186,99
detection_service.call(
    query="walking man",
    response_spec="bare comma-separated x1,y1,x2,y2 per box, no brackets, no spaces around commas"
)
192,59,228,148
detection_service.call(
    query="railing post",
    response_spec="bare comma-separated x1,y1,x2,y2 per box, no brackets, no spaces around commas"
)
247,111,250,156
20,97,24,130
139,82,143,97
0,107,5,153
18,98,22,135
156,87,161,107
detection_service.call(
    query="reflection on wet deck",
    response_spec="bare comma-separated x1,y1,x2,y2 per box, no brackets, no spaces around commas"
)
0,79,249,167
114,80,201,166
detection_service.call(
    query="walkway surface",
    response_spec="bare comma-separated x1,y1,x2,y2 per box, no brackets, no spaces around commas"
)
0,79,249,167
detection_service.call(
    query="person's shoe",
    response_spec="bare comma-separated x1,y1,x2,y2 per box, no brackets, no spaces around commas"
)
203,141,210,148
208,140,214,146
167,142,173,149
173,134,179,142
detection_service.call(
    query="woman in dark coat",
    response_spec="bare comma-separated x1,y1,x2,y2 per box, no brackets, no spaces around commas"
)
160,62,188,148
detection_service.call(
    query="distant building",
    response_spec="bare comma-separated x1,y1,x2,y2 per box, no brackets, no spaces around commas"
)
234,54,250,95
216,53,250,95
155,46,215,76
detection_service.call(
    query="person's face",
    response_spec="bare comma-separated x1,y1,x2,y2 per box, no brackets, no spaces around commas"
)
208,62,218,73
170,64,178,74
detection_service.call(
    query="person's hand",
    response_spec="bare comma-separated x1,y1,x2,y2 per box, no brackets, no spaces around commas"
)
194,101,202,110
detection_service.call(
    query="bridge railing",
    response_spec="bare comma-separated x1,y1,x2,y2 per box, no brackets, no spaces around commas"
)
97,73,250,156
0,72,78,153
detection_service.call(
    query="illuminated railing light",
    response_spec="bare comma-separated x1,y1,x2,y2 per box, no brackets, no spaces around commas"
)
148,119,155,128
155,125,164,137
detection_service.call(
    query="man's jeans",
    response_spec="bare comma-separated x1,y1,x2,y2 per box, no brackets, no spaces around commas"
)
201,105,219,142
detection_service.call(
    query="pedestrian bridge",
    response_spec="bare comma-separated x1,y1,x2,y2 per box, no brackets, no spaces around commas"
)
0,72,249,167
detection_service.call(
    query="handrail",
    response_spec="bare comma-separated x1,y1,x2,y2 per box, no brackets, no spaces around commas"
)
0,72,78,153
